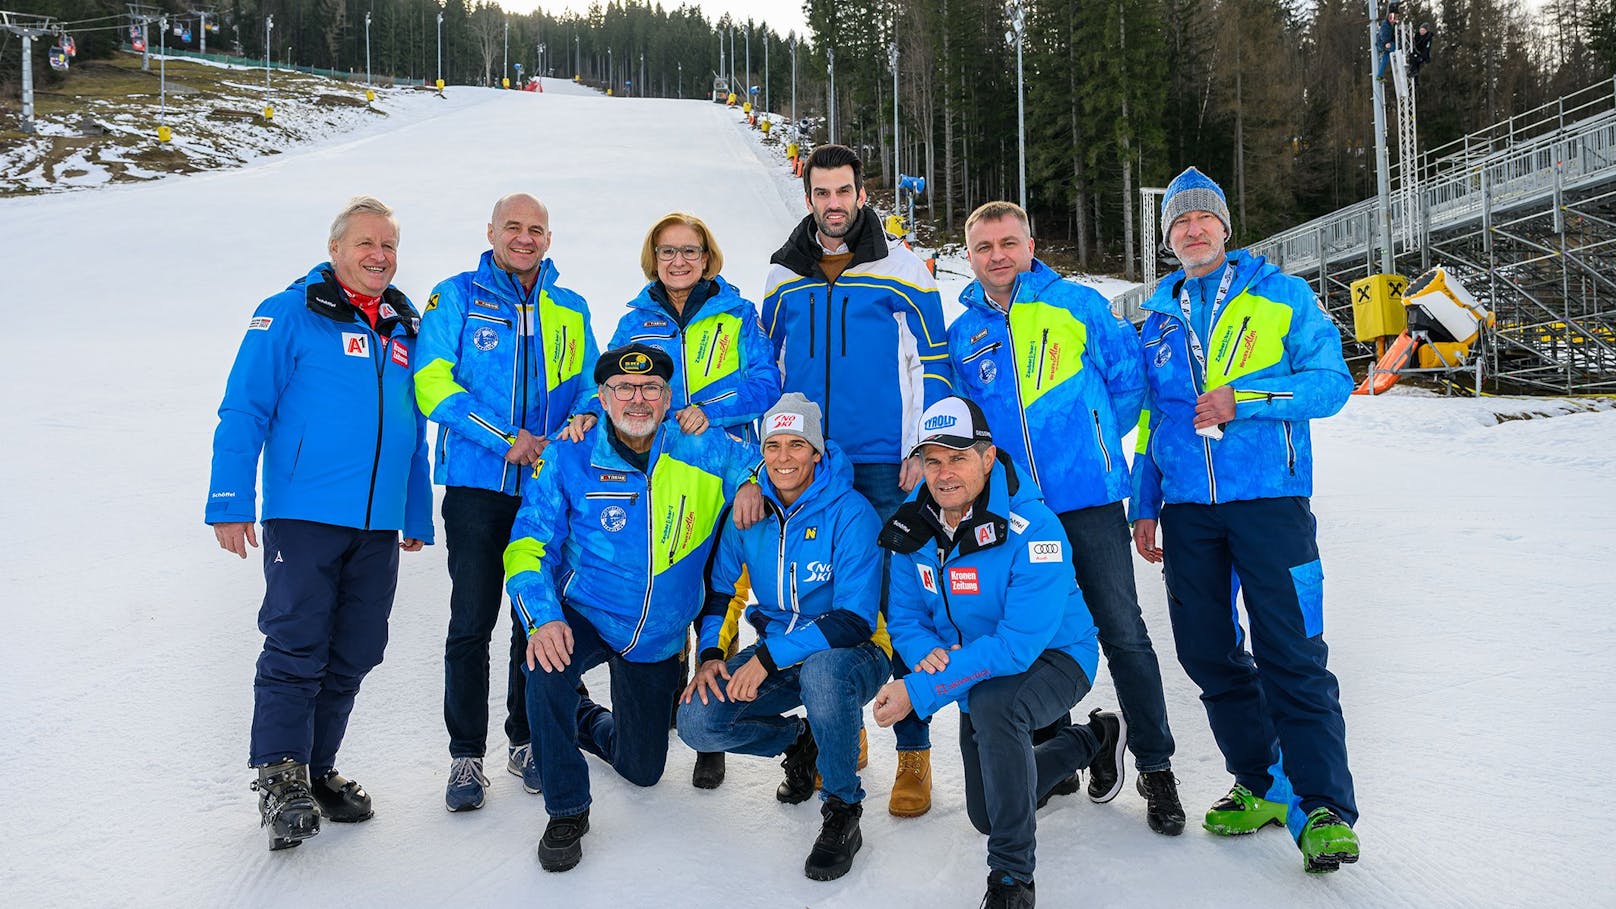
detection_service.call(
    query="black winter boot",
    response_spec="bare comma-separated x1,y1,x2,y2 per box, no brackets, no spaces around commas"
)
1136,770,1186,836
981,872,1036,908
311,769,374,823
1084,708,1128,804
692,751,727,789
776,718,818,805
252,759,320,851
537,810,591,872
804,797,863,881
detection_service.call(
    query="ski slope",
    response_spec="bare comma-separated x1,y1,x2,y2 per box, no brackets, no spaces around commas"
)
2,79,1613,908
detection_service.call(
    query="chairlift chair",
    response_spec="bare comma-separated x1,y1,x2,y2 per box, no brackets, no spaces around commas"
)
49,47,69,71
62,35,77,56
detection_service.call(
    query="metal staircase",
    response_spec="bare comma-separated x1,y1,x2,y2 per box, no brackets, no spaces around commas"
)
1124,75,1616,394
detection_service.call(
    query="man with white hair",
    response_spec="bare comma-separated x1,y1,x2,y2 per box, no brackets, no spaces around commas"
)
207,195,434,850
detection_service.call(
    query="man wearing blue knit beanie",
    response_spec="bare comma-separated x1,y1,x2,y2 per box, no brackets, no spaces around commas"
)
1130,166,1362,874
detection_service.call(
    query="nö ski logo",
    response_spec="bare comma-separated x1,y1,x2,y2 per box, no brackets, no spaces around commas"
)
600,506,627,532
804,561,833,582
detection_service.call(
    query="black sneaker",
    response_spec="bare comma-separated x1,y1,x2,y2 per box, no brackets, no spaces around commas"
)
537,810,591,872
1084,709,1128,804
1136,770,1186,836
692,751,727,789
1037,770,1082,809
252,759,320,851
981,872,1036,908
311,769,374,823
803,797,863,881
776,718,819,805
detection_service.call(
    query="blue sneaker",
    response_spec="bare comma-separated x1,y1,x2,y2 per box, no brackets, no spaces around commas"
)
508,743,542,794
445,757,488,812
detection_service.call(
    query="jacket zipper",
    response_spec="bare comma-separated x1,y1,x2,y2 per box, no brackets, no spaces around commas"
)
935,544,965,646
840,295,849,357
959,341,1001,364
1221,316,1251,378
807,293,816,357
666,494,688,567
1091,410,1112,473
1035,328,1050,389
623,472,656,657
774,511,790,634
1283,421,1296,475
786,561,801,633
362,327,388,530
1002,313,1042,489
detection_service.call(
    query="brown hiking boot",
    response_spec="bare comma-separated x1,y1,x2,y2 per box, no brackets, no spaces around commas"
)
888,749,932,817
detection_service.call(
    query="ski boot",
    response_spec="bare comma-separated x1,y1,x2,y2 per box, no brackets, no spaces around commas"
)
311,769,373,823
1298,807,1360,873
252,759,320,851
1203,784,1288,835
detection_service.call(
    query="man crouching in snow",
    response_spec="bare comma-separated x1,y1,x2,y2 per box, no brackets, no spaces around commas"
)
502,344,764,872
872,397,1124,909
677,393,889,881
206,195,434,851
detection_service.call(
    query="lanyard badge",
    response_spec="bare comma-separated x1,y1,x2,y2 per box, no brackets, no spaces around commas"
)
1177,262,1238,440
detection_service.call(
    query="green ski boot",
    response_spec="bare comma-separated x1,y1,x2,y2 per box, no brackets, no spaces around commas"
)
1297,807,1360,873
1203,784,1289,835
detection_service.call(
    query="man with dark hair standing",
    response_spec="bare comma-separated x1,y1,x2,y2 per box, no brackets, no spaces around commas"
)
762,144,952,817
948,200,1183,836
1132,166,1360,874
415,192,598,812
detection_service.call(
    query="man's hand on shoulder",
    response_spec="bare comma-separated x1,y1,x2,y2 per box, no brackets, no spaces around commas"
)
732,483,764,530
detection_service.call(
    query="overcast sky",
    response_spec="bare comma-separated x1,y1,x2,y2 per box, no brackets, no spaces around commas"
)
498,1,810,36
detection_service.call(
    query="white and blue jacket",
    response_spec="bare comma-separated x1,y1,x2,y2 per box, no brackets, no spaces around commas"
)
698,441,887,671
1131,250,1353,519
762,209,953,464
504,421,761,663
880,456,1098,719
414,251,597,497
948,259,1145,514
206,263,434,542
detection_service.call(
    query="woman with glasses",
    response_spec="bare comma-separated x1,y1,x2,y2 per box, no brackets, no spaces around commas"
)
568,212,781,444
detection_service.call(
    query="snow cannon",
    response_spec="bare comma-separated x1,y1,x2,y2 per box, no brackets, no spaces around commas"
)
1403,266,1492,368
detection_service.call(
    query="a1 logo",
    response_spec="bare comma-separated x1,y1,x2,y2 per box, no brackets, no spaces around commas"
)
341,333,370,357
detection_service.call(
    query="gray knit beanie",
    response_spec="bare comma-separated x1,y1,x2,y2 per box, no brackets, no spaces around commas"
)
1160,166,1232,240
761,392,826,455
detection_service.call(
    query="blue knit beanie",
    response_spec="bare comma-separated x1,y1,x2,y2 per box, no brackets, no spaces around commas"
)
1160,167,1232,240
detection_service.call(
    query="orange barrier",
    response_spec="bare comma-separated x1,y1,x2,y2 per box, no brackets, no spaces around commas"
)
1352,330,1417,395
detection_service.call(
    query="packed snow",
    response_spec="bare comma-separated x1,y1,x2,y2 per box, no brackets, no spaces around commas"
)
2,78,1612,908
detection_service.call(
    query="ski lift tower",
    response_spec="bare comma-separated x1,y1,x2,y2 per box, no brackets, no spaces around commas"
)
128,4,162,71
1,11,61,134
1390,15,1421,262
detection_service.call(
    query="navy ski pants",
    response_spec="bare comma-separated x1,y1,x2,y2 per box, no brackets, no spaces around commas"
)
441,485,529,758
250,519,398,774
1160,497,1357,827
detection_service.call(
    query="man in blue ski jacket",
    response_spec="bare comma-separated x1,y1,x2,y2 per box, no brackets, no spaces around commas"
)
207,195,434,851
872,396,1122,909
678,393,888,882
415,192,598,810
1131,167,1360,874
762,143,953,816
948,200,1183,835
503,344,764,873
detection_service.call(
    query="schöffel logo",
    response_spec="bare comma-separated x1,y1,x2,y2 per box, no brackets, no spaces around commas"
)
923,414,958,431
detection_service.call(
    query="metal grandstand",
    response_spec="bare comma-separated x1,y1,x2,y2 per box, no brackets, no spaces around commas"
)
1123,74,1616,395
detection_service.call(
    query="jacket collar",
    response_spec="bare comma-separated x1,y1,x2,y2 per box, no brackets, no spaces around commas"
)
878,453,1021,557
768,206,888,280
959,258,1061,315
472,249,555,304
301,264,418,337
1143,248,1267,320
588,419,670,474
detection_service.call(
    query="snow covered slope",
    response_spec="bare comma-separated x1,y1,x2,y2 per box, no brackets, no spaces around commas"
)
1,80,1612,908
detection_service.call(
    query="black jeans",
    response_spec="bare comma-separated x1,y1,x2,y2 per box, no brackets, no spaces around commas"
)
442,485,529,758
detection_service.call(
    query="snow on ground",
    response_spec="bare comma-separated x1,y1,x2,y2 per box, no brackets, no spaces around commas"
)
2,80,1613,908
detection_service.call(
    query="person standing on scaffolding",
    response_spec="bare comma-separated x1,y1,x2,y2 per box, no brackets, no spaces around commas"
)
1376,5,1400,82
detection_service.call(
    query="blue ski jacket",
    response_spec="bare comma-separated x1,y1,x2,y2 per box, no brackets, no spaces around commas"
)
762,209,953,464
504,421,761,663
948,259,1146,514
414,251,597,496
594,275,781,437
206,263,434,542
1131,250,1353,520
880,456,1098,720
699,441,886,671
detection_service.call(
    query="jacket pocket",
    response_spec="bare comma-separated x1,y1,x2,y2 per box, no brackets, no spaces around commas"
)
1091,410,1112,473
1289,559,1325,638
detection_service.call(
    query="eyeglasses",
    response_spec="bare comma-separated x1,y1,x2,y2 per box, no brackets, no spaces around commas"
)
655,245,706,262
604,382,667,401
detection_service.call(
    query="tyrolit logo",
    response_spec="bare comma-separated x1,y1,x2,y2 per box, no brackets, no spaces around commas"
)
923,414,958,431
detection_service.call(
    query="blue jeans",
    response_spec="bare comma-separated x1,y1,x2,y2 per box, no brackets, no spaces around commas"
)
1160,497,1357,828
852,461,930,751
524,602,684,817
1058,501,1175,771
959,650,1095,883
676,642,889,803
441,486,529,758
250,519,398,774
